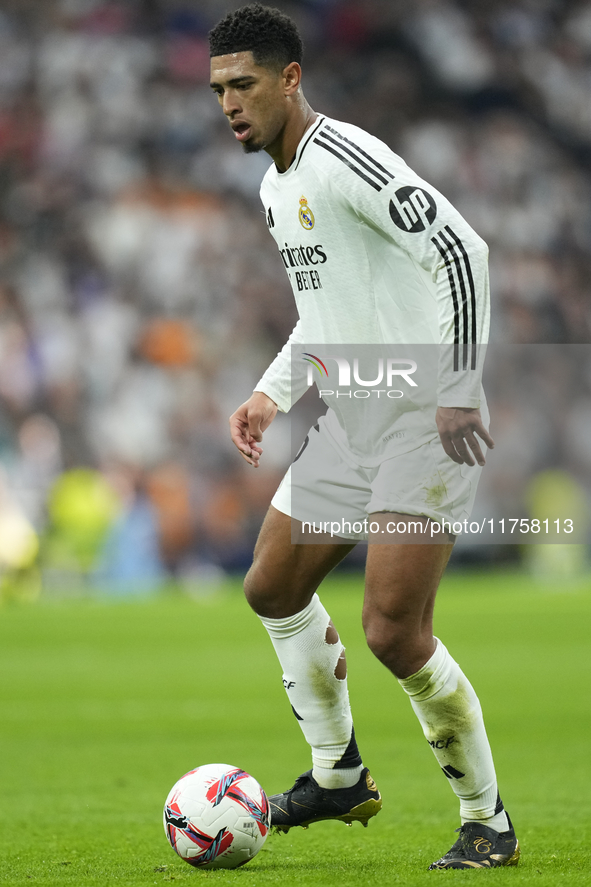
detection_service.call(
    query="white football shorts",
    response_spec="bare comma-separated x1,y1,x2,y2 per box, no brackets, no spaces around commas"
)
272,415,483,542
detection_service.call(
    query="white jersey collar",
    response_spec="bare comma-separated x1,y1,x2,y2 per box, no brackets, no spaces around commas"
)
278,115,326,177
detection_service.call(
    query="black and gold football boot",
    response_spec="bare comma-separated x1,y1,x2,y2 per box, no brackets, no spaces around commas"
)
269,767,382,832
429,816,520,869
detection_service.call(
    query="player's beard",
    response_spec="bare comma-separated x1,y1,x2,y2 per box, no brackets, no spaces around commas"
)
240,123,272,154
241,139,265,154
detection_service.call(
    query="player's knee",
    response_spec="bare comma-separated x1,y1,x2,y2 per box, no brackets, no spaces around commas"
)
243,562,273,615
364,615,403,663
362,612,421,677
243,559,306,618
244,556,320,619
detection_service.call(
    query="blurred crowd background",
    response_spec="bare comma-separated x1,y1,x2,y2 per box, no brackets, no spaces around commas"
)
0,0,590,598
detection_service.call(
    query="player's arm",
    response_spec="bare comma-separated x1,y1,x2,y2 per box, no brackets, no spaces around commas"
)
331,140,493,464
428,215,494,465
229,320,306,466
252,318,308,413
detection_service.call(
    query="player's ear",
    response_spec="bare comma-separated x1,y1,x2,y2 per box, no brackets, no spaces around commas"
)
283,62,302,96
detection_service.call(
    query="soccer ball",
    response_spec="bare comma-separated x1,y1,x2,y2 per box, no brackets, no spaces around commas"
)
163,763,270,869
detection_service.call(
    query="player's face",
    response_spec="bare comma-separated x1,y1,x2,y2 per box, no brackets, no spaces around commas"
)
210,52,290,155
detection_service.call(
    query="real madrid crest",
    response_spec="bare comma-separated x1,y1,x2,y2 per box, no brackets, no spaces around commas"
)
298,195,315,230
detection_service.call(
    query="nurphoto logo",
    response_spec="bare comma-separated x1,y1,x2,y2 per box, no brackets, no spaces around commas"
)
303,353,418,399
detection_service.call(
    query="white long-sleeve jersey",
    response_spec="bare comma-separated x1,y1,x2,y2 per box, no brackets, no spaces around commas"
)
255,115,490,463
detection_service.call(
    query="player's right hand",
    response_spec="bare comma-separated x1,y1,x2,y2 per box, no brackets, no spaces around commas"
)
229,391,278,467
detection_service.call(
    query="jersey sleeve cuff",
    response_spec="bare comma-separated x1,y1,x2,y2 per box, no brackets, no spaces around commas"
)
436,395,481,409
253,385,290,414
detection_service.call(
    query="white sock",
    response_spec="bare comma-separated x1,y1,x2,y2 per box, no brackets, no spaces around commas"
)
259,593,363,789
399,638,510,832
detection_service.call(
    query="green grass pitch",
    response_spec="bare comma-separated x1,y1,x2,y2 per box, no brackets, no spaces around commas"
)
0,569,590,886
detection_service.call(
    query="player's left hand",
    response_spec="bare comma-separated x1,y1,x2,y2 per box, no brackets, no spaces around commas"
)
436,407,494,467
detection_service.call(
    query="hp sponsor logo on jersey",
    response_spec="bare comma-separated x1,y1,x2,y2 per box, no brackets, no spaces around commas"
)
389,186,437,233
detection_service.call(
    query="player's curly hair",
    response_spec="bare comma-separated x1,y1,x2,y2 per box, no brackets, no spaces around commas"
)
208,3,303,71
